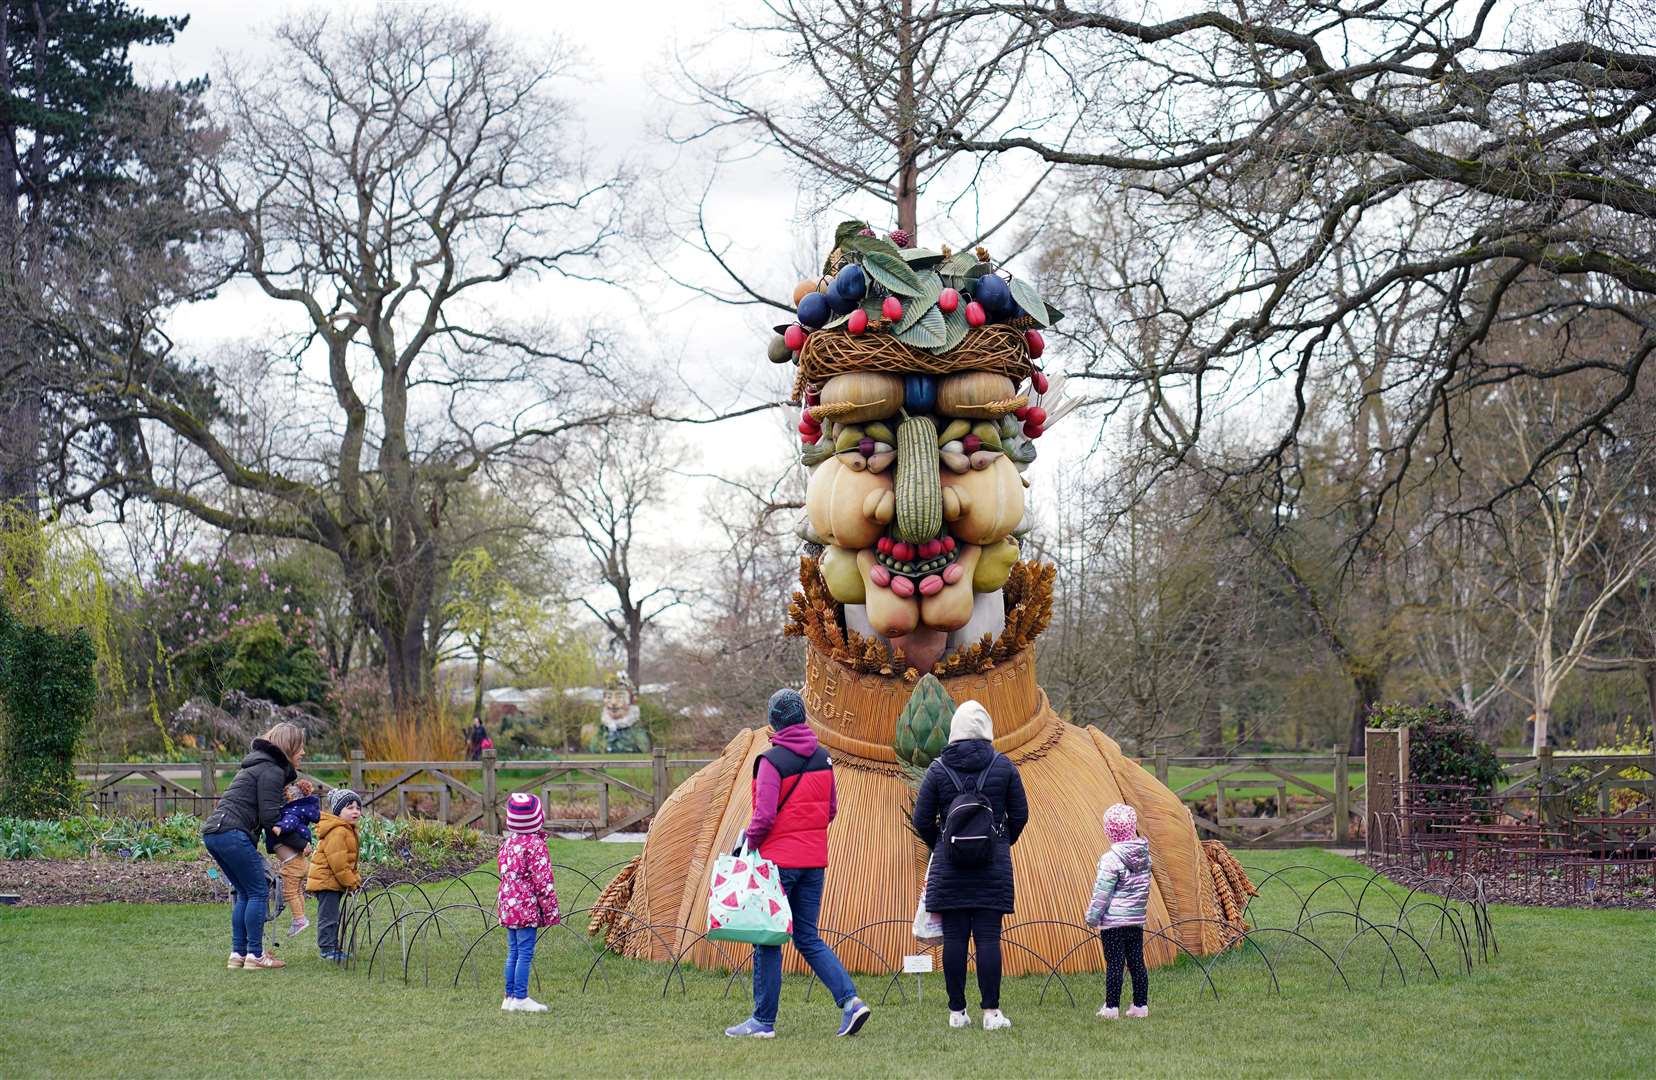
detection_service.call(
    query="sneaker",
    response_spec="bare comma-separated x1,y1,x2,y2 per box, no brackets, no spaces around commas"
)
724,1018,776,1039
226,953,244,969
981,1008,1012,1030
501,997,519,1011
1097,1005,1121,1019
1127,1005,1149,1018
948,1010,971,1029
242,953,286,969
837,997,871,1037
287,917,310,937
518,997,549,1014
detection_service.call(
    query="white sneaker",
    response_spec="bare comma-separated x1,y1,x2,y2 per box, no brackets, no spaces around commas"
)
981,1009,1012,1030
501,997,519,1011
948,1010,971,1028
1097,1005,1120,1019
518,996,549,1013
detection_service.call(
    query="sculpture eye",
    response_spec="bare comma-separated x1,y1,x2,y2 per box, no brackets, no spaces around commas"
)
815,373,902,424
937,371,1022,419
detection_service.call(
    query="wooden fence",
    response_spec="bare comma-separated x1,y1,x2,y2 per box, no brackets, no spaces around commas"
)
1148,749,1362,848
81,742,1645,849
78,748,715,841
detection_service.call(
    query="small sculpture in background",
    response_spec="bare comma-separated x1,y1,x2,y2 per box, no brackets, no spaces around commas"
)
590,673,650,753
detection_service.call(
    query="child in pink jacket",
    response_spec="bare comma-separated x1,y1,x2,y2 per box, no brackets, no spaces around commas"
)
497,792,560,1013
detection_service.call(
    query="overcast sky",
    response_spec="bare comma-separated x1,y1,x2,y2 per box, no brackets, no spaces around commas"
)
121,1,1075,635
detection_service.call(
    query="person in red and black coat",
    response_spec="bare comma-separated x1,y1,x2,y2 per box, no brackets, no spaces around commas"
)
724,689,872,1040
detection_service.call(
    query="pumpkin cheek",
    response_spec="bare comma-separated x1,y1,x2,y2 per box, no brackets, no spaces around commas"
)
941,456,1025,546
806,457,892,550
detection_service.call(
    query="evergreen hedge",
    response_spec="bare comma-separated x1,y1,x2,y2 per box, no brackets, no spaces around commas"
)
0,600,97,817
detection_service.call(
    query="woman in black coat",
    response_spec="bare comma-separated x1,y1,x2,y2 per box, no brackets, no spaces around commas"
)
202,722,304,970
911,699,1028,1030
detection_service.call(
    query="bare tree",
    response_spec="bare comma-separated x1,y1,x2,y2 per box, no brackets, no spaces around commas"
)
536,420,690,687
948,1,1656,540
1480,380,1656,752
660,0,1044,311
29,9,626,706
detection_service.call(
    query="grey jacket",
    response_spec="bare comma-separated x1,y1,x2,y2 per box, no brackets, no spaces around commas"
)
1086,837,1152,929
202,739,296,838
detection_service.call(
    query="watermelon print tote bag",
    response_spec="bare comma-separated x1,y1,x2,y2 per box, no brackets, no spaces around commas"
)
705,846,792,946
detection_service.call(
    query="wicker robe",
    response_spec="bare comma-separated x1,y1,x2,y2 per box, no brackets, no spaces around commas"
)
597,647,1243,975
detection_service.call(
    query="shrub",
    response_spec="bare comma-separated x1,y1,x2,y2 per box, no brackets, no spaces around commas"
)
1368,701,1504,802
0,600,98,817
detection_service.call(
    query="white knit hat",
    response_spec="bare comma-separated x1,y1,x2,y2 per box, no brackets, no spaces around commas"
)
948,700,994,744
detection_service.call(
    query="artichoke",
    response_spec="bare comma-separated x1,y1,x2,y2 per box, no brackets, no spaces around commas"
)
893,674,956,771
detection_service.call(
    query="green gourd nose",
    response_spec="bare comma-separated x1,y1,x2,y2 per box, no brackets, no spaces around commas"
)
893,414,943,543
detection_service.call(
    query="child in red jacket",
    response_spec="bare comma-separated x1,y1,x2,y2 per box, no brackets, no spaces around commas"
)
497,793,560,1013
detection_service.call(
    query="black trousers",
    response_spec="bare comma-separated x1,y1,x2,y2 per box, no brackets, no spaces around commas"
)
940,908,1003,1011
1100,925,1148,1008
315,889,343,954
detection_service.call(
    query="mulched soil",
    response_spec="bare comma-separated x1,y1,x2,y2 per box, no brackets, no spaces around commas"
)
0,853,230,907
1355,853,1656,910
0,840,502,907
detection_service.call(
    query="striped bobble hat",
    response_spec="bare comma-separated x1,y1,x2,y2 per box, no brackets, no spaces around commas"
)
329,787,361,815
505,792,544,834
1103,802,1138,843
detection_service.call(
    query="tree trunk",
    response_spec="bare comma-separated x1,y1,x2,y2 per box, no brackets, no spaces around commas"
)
1198,694,1221,754
1531,706,1551,755
1348,671,1382,756
1644,663,1656,748
894,0,918,235
471,630,487,723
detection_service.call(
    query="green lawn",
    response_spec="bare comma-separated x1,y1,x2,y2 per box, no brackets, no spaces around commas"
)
1164,765,1365,800
0,844,1649,1078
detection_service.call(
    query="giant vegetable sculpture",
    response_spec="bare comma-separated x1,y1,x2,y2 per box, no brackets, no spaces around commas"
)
593,223,1252,973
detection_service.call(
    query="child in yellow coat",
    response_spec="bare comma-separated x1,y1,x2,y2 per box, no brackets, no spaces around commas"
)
306,788,362,961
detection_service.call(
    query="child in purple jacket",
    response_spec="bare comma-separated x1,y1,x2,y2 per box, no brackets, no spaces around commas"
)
1086,802,1152,1018
265,779,321,937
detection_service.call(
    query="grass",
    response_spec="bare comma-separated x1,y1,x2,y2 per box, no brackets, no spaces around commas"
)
0,844,1649,1078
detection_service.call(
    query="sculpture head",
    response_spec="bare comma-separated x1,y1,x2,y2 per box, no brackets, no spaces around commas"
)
774,223,1067,678
602,672,635,721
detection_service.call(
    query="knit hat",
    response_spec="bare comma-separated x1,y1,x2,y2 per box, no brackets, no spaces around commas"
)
329,788,361,815
948,700,994,744
767,688,807,730
1103,802,1138,843
505,792,544,834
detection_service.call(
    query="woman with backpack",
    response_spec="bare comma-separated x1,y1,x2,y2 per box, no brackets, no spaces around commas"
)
911,700,1029,1030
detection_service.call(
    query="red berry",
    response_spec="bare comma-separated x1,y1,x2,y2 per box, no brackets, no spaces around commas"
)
798,419,818,435
882,296,904,321
965,301,987,327
784,325,807,351
801,431,819,445
938,288,960,314
847,309,869,335
1023,420,1044,439
877,536,894,554
941,536,956,552
889,228,913,249
1031,368,1049,394
920,539,942,559
1025,406,1048,427
1025,329,1046,359
892,542,915,562
1014,405,1030,420
962,434,981,453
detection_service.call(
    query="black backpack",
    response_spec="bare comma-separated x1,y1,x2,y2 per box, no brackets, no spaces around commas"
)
936,755,1003,867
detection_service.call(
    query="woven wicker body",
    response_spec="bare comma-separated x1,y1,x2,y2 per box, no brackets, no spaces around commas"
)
595,647,1247,974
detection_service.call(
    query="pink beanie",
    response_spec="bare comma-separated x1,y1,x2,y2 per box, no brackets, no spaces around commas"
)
1103,802,1138,843
505,792,544,834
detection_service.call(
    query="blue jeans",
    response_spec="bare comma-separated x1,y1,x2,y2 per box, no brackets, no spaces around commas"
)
204,829,267,957
751,866,858,1025
504,926,538,999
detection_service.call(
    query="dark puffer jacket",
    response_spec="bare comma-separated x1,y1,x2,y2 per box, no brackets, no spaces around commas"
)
912,740,1029,913
202,738,296,839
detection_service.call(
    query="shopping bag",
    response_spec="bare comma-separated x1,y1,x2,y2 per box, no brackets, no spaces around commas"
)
912,856,943,945
706,845,792,946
